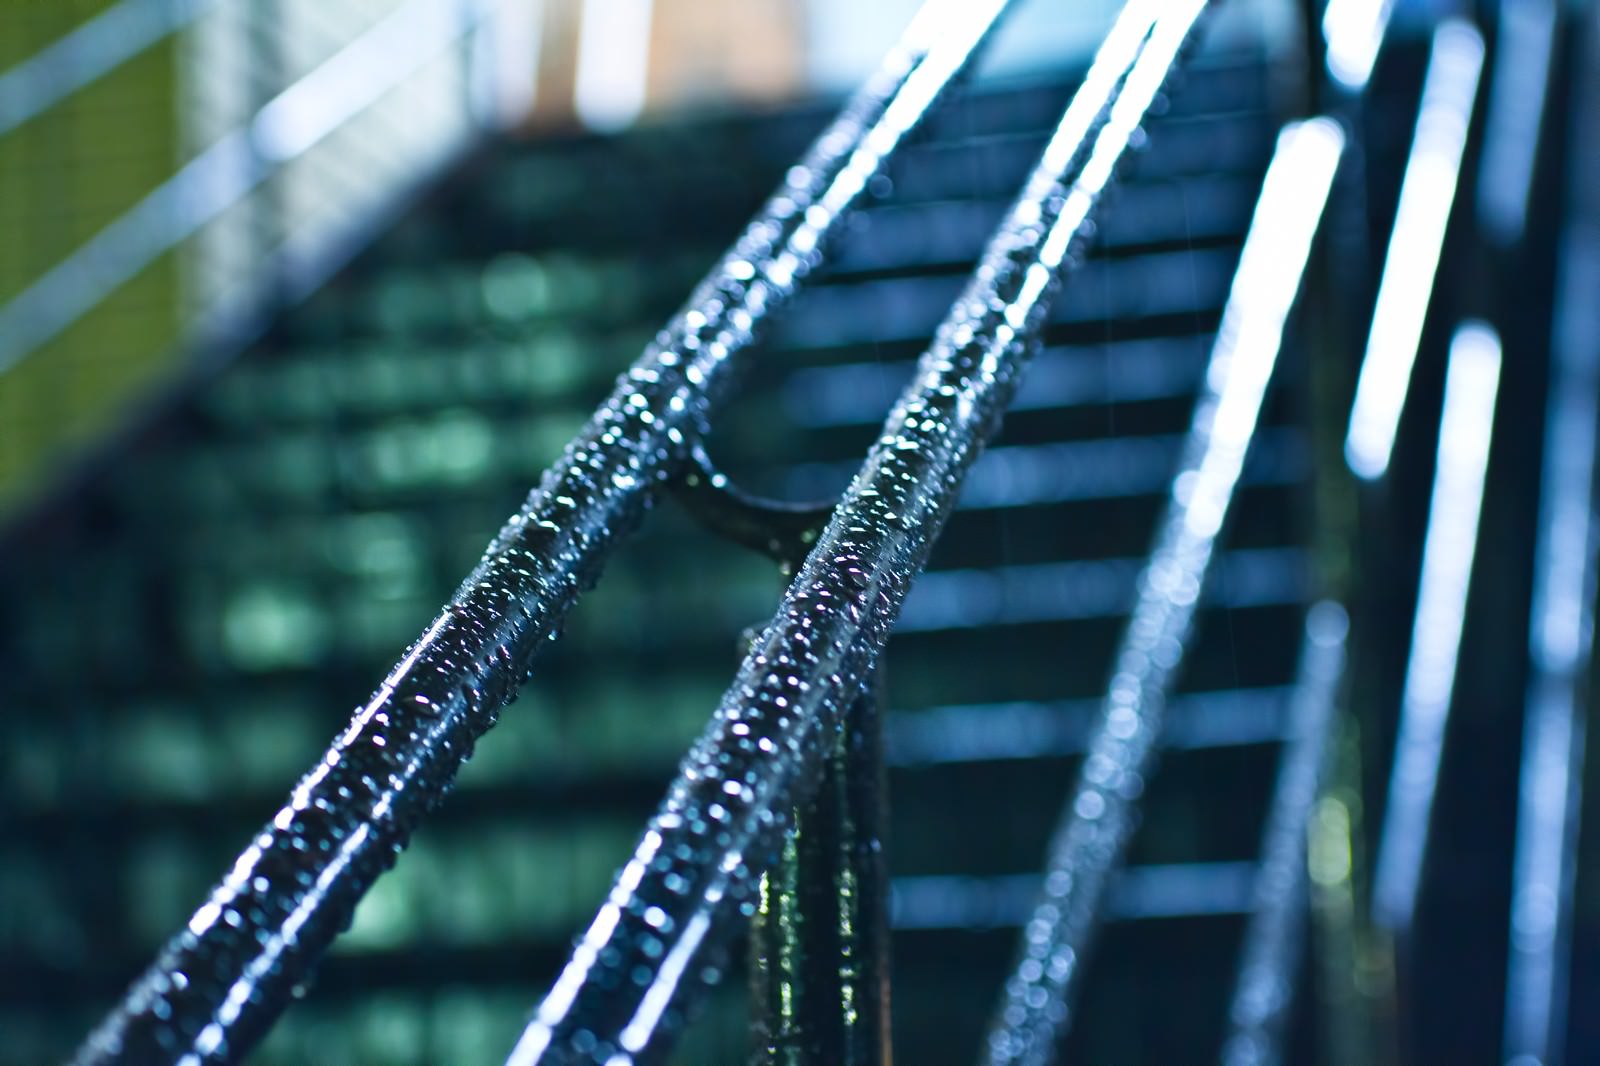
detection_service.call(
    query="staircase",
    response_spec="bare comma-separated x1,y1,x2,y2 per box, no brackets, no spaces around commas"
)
3,6,1594,1063
0,44,1323,1065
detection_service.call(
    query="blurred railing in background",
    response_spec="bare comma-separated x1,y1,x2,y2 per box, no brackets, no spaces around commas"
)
0,0,537,517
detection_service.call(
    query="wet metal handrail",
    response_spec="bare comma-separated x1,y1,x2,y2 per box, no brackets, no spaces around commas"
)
17,0,1568,1062
69,3,1016,1062
1222,602,1349,1066
1502,6,1600,1058
0,0,221,138
506,2,1210,1059
1370,322,1503,936
0,0,511,378
983,113,1346,1066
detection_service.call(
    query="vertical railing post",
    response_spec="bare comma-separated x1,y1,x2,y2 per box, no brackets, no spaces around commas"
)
750,679,890,1066
667,447,891,1065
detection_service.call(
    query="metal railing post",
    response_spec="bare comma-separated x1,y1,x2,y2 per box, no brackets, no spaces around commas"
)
672,451,890,1066
751,680,889,1066
70,4,1016,1060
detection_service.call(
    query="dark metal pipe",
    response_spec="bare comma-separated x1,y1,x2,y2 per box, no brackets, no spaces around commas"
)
750,683,889,1066
982,113,1346,1066
506,2,1206,1060
69,3,1016,1061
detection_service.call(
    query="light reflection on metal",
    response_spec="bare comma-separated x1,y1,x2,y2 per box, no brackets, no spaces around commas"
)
0,0,500,377
1343,21,1485,482
1476,0,1557,246
1222,601,1349,1066
1370,322,1503,935
983,116,1345,1066
891,863,1260,930
0,0,222,137
1321,0,1395,90
508,0,1205,1059
886,686,1294,766
574,0,654,132
467,0,546,128
1503,17,1600,1058
71,0,1018,1060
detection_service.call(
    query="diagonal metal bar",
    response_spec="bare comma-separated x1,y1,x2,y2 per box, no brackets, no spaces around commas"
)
750,682,889,1066
1342,20,1485,482
1502,9,1600,1058
1320,0,1397,92
783,426,1310,510
981,115,1346,1066
672,458,883,1065
67,3,1016,1062
504,2,1207,1061
1222,601,1349,1066
0,0,222,137
1369,323,1502,937
1475,0,1557,247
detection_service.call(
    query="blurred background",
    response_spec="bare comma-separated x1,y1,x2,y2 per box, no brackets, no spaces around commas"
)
0,0,1592,1063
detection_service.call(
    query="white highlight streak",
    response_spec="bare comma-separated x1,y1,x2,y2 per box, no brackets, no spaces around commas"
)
1502,216,1600,1065
1371,322,1503,933
1477,0,1556,245
1344,20,1485,481
574,0,654,132
1322,0,1394,90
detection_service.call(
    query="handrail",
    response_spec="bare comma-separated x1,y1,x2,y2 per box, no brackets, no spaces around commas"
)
1322,0,1399,91
506,0,1207,1060
983,113,1346,1066
1476,0,1557,247
69,2,1016,1062
17,2,1535,1062
0,0,221,138
2,0,1559,1059
1222,602,1349,1066
0,0,501,378
1502,7,1600,1057
1342,20,1485,482
1369,322,1502,935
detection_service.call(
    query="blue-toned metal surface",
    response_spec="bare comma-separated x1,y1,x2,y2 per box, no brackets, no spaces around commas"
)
1502,8,1600,1059
783,427,1310,510
1222,602,1349,1066
1342,20,1485,482
0,0,505,377
1476,0,1558,247
0,0,221,137
68,3,1017,1062
1370,323,1503,936
750,686,889,1065
505,1,1203,1060
982,114,1346,1066
886,686,1295,766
